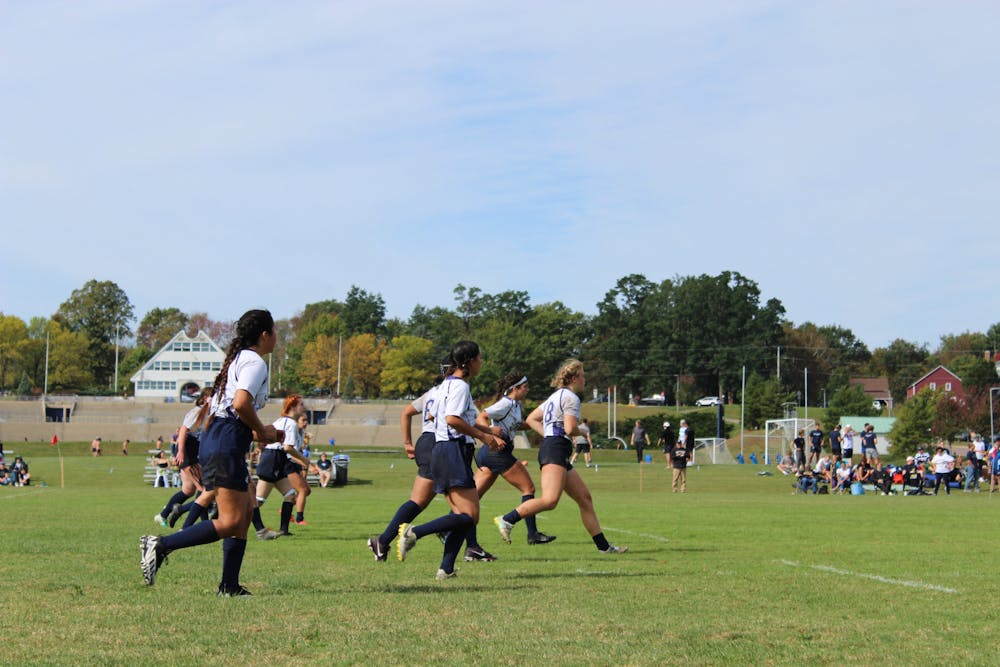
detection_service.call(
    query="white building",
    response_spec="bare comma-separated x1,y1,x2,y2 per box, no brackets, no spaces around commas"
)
130,330,225,401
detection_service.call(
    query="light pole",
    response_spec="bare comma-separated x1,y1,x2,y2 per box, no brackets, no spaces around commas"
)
990,387,1000,440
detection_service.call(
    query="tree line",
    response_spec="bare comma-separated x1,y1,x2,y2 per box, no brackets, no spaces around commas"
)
2,276,998,441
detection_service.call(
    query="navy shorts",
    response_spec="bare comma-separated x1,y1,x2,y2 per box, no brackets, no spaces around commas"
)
199,417,252,492
538,435,573,471
283,457,304,477
256,448,288,483
475,439,517,475
414,431,435,480
831,446,842,457
179,436,200,470
430,438,475,494
842,449,854,459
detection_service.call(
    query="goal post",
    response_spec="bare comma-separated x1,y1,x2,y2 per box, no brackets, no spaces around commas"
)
764,418,817,465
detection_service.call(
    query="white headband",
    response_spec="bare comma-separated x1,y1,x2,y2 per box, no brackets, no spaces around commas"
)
505,376,528,395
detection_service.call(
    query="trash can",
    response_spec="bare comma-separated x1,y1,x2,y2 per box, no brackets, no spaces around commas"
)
333,454,350,487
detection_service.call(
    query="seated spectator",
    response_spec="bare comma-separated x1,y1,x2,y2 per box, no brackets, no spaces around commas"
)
832,461,852,494
914,446,931,466
854,459,873,484
814,455,833,484
869,465,893,495
776,451,796,476
795,469,818,494
316,452,333,487
10,456,29,487
0,461,10,486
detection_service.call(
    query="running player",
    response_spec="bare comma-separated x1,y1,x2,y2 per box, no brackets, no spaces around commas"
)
493,359,627,554
395,341,505,579
140,309,283,596
256,395,311,536
155,387,211,528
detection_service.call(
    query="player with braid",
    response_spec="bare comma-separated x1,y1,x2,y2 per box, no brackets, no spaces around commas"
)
255,394,311,536
494,359,627,555
140,309,283,596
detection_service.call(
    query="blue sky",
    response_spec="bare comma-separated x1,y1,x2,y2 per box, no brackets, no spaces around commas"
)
2,1,998,350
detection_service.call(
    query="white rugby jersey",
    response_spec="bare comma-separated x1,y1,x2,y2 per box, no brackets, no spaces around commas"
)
264,415,299,451
541,388,581,438
432,376,476,443
210,349,269,418
483,395,522,441
410,387,437,435
181,406,203,437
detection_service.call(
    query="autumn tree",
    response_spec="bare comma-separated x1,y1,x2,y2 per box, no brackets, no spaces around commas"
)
344,333,386,398
380,335,437,397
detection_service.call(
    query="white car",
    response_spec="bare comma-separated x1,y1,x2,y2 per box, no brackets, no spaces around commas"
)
695,396,721,407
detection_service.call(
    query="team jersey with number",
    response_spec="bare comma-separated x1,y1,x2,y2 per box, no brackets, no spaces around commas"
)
541,388,581,438
410,388,437,435
432,376,477,443
483,395,522,441
265,415,299,451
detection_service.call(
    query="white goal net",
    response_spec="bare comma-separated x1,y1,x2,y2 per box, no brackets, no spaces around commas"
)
764,418,817,465
691,438,736,464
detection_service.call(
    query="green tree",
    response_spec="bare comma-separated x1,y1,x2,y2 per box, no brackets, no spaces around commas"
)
868,339,929,404
136,307,189,350
825,384,879,429
341,285,386,336
889,389,942,455
56,280,135,386
742,374,795,429
406,305,464,361
118,346,154,395
0,313,28,389
380,335,437,397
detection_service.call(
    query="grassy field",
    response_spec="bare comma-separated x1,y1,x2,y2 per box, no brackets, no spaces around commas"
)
1,442,994,666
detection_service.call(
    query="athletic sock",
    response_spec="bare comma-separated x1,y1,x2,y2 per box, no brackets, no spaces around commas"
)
161,491,189,518
161,518,219,552
591,532,611,551
295,511,304,523
251,507,265,532
380,500,422,547
521,495,539,535
464,520,481,550
220,537,247,590
502,509,523,525
280,501,294,532
440,515,473,573
182,503,208,529
413,512,473,540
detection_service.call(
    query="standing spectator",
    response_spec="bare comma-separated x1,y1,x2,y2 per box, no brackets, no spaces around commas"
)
631,420,649,463
972,432,987,481
990,437,1000,492
792,429,806,472
829,424,842,462
151,447,170,488
861,424,880,468
807,422,824,468
91,437,103,457
841,425,855,464
569,418,594,468
667,427,691,492
658,421,676,467
964,446,981,492
122,438,129,456
931,446,955,496
914,446,931,467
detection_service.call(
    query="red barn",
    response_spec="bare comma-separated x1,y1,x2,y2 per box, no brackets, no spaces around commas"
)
906,366,964,400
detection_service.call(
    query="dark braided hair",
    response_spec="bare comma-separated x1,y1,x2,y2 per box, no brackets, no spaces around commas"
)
442,340,480,377
211,309,274,402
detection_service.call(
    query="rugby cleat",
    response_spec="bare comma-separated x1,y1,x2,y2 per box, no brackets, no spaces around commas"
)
463,547,498,562
139,535,167,585
527,532,556,545
153,513,168,528
217,584,253,597
599,544,628,554
256,528,281,541
397,523,417,561
435,568,457,580
494,516,513,544
166,504,184,528
367,537,388,562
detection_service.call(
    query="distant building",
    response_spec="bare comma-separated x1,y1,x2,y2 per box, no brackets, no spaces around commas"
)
905,365,964,401
130,330,225,401
849,377,893,411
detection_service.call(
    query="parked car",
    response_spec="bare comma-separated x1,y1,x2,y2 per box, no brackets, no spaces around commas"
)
694,396,721,407
638,394,666,406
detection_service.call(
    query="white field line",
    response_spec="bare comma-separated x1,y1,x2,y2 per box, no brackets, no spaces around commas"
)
0,488,46,500
603,526,670,543
779,559,957,594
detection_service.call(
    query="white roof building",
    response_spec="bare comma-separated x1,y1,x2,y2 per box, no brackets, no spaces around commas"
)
130,330,225,401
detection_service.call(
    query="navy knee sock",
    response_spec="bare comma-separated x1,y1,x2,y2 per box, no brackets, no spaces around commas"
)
413,512,473,540
441,515,473,574
220,537,247,589
464,520,480,550
280,501,294,532
161,518,219,552
591,532,611,551
182,503,208,529
161,490,190,518
502,509,523,525
380,500,422,547
521,495,539,535
251,507,265,532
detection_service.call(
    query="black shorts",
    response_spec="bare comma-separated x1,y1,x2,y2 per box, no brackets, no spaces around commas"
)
283,457,304,476
414,431,435,480
199,417,252,492
842,449,854,459
831,446,842,457
538,435,573,471
810,444,822,453
179,436,200,470
430,438,475,494
256,448,289,483
575,441,592,454
475,440,518,475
